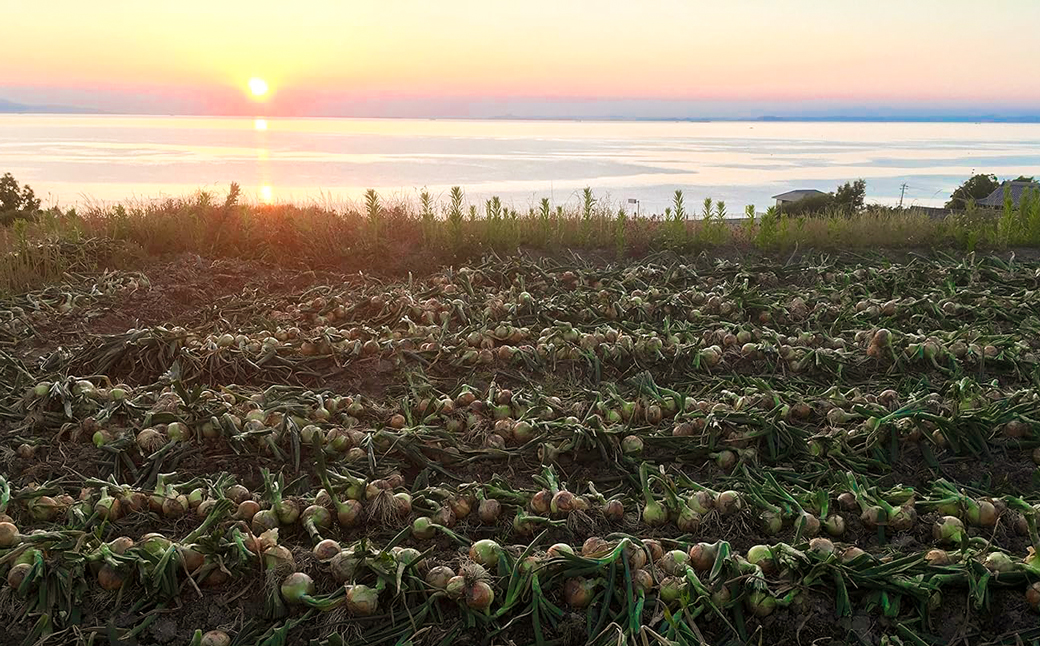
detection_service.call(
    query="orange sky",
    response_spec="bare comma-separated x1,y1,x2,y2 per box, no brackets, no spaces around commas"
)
3,1,1039,117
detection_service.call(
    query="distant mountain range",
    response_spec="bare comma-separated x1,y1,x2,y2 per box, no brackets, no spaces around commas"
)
0,98,105,114
1,96,1037,122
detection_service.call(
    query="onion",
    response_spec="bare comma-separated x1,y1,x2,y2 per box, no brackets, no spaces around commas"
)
967,500,998,527
581,537,610,557
200,631,231,646
841,546,867,563
688,491,714,515
549,491,578,516
715,491,743,515
889,505,917,532
808,537,835,556
426,566,454,589
1026,582,1040,610
30,496,60,521
603,499,624,521
449,496,472,519
677,506,701,532
347,584,379,615
824,515,845,537
7,562,32,589
548,543,575,558
659,550,690,576
642,500,669,526
0,521,20,548
984,551,1015,574
469,539,501,567
97,563,124,591
163,494,188,518
933,516,964,545
136,428,165,453
837,492,858,511
632,568,654,593
263,545,295,571
798,511,821,537
689,543,716,571
108,536,133,555
760,511,783,535
313,539,340,561
336,499,363,527
445,575,466,599
139,533,172,557
658,577,685,603
644,539,664,564
236,500,261,522
413,516,436,540
564,577,596,608
860,506,884,529
478,499,502,524
251,509,280,534
330,550,359,583
925,549,951,566
745,591,777,617
714,450,737,471
178,544,205,573
621,435,643,455
746,545,775,574
280,572,315,604
167,422,188,442
530,490,551,515
466,581,495,612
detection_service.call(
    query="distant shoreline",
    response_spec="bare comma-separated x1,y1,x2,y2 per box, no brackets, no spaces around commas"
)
2,111,1040,124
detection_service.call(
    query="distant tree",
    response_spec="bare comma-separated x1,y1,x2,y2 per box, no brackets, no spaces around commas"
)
945,173,1000,210
781,192,835,216
0,172,41,215
834,179,866,215
1011,176,1036,183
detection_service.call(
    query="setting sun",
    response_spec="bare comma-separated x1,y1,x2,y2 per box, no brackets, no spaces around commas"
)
248,77,268,97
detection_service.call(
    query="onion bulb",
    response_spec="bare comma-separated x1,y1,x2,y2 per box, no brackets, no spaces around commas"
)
1026,582,1040,610
7,562,32,590
658,577,685,603
466,580,494,612
0,522,20,548
689,543,716,572
563,577,596,608
659,550,690,576
346,584,379,615
933,516,964,545
313,539,340,561
642,500,669,526
469,539,501,567
280,572,315,604
426,566,454,589
715,491,743,515
200,631,230,646
478,499,502,524
745,591,777,617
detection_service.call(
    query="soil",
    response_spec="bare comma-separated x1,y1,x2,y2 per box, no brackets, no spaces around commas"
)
1,251,1039,646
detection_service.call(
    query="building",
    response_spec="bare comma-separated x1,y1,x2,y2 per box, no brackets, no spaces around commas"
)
771,189,828,207
977,180,1040,208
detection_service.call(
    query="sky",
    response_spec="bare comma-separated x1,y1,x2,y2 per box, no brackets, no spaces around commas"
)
3,0,1040,118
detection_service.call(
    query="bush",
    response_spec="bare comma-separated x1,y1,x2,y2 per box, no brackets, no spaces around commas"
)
780,193,834,216
0,173,42,224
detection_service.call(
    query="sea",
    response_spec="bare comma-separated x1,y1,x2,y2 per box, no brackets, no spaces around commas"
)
2,115,1039,214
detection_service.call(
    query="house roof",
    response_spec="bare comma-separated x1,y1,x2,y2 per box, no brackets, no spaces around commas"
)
977,180,1040,207
772,189,828,201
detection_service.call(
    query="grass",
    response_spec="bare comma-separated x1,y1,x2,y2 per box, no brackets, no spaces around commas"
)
1,182,1039,295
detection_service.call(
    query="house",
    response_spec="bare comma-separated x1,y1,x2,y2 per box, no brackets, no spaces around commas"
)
977,180,1040,208
772,189,827,207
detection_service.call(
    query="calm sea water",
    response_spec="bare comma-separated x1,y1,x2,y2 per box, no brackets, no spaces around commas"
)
2,115,1040,213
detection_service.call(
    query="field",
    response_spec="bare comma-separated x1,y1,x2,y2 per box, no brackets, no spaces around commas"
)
1,248,1040,646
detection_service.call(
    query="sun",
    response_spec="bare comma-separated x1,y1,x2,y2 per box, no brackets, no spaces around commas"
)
248,77,269,98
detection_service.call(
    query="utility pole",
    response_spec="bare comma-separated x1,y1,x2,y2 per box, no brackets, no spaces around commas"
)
898,183,908,208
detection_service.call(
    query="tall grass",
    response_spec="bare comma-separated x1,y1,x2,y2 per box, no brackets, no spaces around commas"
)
2,184,1040,294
